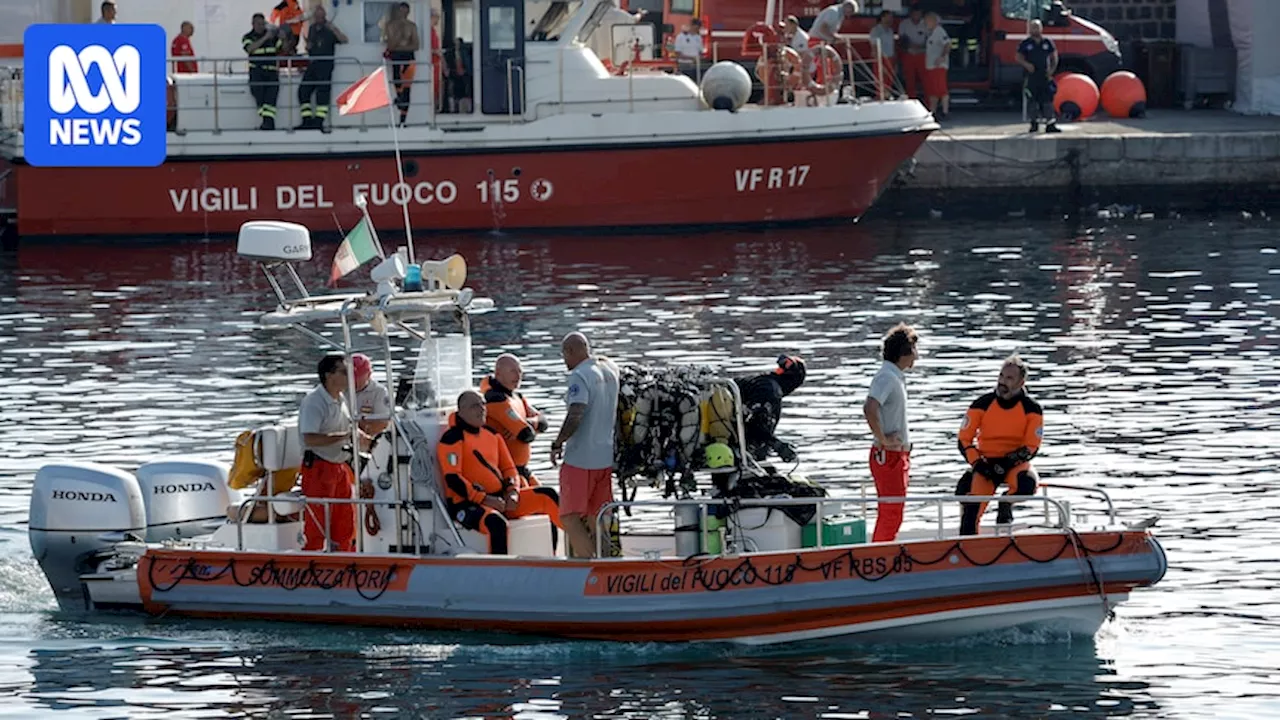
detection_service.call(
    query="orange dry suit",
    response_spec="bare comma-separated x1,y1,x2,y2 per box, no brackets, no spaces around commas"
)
438,412,561,554
271,0,305,37
955,390,1043,535
480,374,549,489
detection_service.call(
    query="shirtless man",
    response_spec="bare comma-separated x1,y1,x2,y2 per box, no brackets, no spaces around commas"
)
384,2,420,125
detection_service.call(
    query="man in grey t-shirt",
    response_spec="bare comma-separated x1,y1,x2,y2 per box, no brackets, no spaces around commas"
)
298,354,373,552
550,332,619,558
863,323,918,543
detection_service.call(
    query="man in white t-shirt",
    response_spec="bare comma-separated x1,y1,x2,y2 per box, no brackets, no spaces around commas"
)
809,0,859,45
782,15,812,76
863,323,918,543
550,332,620,558
674,23,703,79
897,4,928,99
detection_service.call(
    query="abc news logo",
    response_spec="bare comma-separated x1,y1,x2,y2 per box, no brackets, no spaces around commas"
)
48,44,144,146
24,24,166,167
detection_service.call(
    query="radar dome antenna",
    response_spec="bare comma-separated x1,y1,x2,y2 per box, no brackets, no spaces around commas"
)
236,220,315,307
419,254,467,292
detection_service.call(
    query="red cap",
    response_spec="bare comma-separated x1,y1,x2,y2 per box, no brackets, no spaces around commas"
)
352,353,372,384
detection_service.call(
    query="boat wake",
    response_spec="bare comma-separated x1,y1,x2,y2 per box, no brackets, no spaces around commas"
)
0,552,57,614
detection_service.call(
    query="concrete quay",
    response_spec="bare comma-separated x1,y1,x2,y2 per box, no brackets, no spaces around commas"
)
903,110,1280,190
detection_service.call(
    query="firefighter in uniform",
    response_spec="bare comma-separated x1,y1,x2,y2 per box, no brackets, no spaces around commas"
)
955,355,1044,535
439,390,561,554
297,4,349,130
243,13,284,130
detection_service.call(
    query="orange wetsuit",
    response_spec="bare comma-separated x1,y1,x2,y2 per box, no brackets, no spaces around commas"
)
955,390,1043,535
480,375,548,489
438,412,561,554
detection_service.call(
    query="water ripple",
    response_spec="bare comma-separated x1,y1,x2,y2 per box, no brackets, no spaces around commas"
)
0,218,1277,718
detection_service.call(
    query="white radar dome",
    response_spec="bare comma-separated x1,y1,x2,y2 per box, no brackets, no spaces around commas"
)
700,62,752,112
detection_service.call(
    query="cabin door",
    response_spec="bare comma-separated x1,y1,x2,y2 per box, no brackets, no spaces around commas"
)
479,0,525,115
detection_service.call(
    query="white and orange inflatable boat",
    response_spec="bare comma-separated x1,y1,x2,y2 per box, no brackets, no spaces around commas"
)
27,221,1167,645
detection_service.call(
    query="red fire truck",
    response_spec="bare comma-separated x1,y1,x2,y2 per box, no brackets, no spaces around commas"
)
628,0,1122,99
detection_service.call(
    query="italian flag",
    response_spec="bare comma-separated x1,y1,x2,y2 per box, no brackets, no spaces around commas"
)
328,217,382,287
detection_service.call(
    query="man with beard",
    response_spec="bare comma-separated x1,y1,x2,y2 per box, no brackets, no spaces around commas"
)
735,355,807,464
955,355,1043,535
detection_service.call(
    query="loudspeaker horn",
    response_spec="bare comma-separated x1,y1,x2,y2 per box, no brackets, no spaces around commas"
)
420,254,467,291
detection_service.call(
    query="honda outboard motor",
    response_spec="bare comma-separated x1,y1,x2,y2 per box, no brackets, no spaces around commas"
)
29,461,146,610
135,459,232,541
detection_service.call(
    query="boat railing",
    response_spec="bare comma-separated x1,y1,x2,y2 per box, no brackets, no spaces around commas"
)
707,38,904,106
592,493,1076,559
229,493,455,555
1039,482,1117,526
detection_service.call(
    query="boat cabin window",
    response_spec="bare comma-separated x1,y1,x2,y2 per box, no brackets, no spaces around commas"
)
529,0,583,40
573,1,615,45
669,0,694,14
362,1,401,43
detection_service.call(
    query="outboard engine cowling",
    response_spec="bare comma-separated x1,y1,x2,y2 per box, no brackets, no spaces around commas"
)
135,459,232,541
29,461,146,610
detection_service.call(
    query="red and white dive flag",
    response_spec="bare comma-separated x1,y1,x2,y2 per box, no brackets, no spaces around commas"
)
335,67,391,116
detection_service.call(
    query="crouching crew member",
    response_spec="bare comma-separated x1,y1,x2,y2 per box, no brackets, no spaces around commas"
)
956,355,1043,535
243,13,284,130
439,390,562,554
735,355,807,463
482,353,550,489
298,354,374,551
351,353,391,435
297,5,348,130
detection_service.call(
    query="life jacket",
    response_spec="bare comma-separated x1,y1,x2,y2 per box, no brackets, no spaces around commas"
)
227,429,298,494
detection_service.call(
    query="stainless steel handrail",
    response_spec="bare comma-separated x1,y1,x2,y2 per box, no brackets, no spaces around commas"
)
593,493,1074,559
1040,482,1117,525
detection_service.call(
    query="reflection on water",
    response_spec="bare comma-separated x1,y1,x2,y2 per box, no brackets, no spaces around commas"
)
0,218,1278,718
10,620,1153,719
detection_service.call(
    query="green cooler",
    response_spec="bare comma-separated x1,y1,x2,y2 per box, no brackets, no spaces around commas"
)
802,515,867,548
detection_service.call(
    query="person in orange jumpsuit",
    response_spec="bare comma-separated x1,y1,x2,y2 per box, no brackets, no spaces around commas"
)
481,353,550,489
438,390,561,554
955,355,1043,535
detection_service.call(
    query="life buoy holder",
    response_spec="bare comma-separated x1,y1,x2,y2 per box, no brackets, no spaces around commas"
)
741,22,777,59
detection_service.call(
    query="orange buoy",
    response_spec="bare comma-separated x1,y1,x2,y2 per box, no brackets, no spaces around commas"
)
1053,72,1099,121
1100,71,1148,118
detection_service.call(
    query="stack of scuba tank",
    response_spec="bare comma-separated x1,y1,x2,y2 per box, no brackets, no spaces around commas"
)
614,363,739,504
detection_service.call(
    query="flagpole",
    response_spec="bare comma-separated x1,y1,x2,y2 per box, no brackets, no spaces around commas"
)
384,60,415,265
355,193,385,258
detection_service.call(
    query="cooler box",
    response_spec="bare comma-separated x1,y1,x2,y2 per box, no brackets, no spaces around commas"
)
802,515,867,548
730,506,803,552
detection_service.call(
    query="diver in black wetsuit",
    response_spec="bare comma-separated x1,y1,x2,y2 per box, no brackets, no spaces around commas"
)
734,355,807,463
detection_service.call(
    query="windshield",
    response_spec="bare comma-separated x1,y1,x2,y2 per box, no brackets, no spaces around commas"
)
405,334,473,411
529,0,584,41
1000,0,1054,20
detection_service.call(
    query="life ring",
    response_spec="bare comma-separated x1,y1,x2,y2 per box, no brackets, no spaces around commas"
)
811,44,843,96
741,21,777,58
778,46,805,90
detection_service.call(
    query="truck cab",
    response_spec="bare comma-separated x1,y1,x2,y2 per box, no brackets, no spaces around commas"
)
635,0,1121,99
